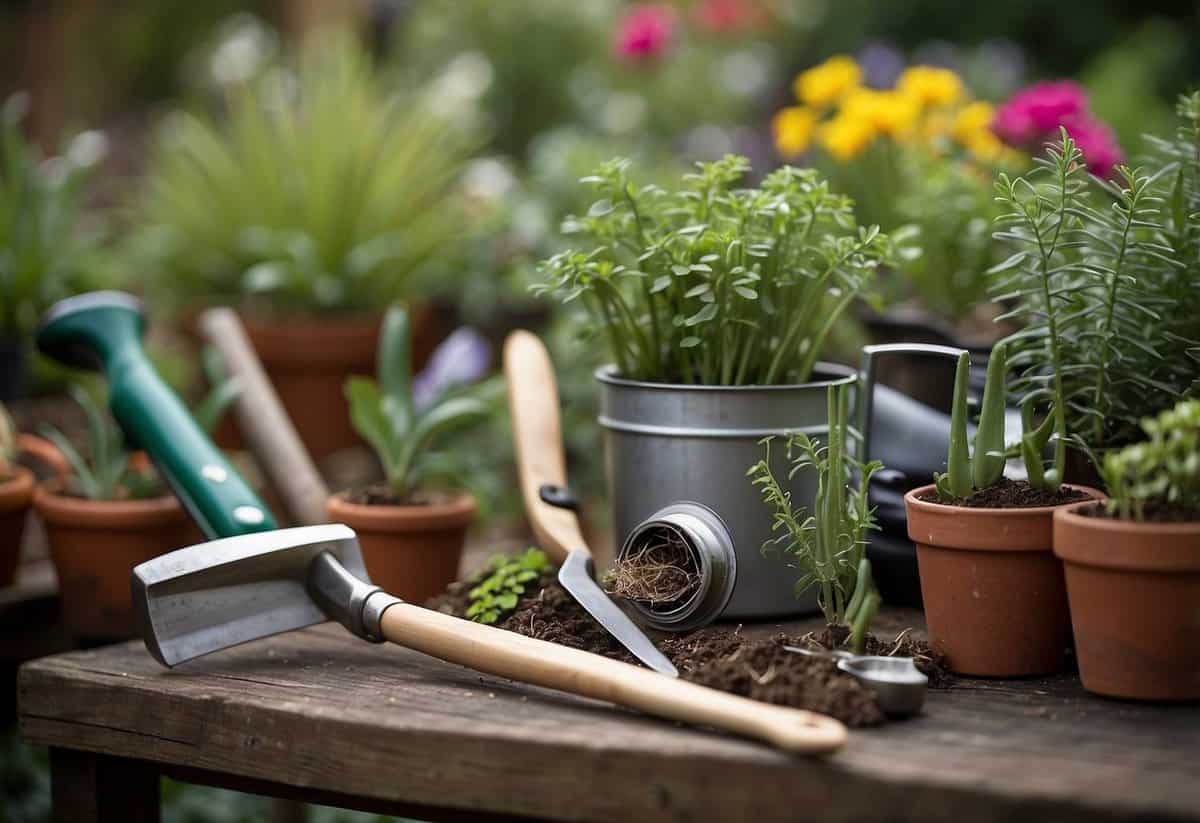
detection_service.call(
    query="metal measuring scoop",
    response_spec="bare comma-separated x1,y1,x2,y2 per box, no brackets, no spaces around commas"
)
784,646,928,717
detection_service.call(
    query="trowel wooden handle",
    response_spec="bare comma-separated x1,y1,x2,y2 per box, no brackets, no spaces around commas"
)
503,330,588,565
381,603,846,754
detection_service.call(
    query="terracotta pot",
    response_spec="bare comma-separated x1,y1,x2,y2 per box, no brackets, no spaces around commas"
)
1054,501,1200,701
0,468,34,587
905,483,1101,677
34,484,201,639
327,492,476,604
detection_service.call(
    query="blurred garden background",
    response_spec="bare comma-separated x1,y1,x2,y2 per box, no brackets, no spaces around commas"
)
1,0,1198,820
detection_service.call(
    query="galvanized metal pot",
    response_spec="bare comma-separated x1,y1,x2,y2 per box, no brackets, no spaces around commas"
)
597,363,858,619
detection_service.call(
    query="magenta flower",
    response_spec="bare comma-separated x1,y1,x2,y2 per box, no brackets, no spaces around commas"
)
993,80,1122,176
614,4,676,63
1065,118,1123,177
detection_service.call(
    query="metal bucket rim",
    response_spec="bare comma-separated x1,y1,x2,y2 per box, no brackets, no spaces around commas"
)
593,362,856,393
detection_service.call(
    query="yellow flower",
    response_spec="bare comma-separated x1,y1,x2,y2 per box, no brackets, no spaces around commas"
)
964,130,1006,163
841,89,918,140
793,55,861,108
772,106,817,157
819,114,875,161
951,101,995,144
897,65,963,108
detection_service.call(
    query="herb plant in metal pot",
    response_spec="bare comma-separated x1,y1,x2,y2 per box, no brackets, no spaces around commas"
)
130,34,476,458
329,305,494,604
904,347,1100,676
537,155,893,617
1054,400,1200,701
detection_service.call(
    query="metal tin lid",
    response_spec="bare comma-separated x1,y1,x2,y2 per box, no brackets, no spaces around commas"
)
616,501,737,632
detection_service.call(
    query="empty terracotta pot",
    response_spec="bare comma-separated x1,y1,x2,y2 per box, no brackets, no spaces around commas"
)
0,468,34,587
327,492,475,604
34,484,201,639
1054,501,1200,701
905,484,1100,677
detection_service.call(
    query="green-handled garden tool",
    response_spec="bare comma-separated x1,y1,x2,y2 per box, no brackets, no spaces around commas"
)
32,290,847,754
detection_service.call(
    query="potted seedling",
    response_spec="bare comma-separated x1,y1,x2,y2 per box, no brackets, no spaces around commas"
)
536,155,893,618
1054,400,1200,700
33,386,202,638
749,384,883,653
130,34,476,458
904,346,1099,676
329,305,493,603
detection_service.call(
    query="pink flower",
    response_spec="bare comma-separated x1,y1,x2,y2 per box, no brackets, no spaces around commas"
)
992,79,1122,177
1065,118,1123,177
614,4,677,63
992,81,1089,144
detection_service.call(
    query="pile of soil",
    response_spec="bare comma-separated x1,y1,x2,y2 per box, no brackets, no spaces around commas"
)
923,477,1090,509
428,570,950,727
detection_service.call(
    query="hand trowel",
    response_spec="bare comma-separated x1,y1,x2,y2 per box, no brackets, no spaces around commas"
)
504,330,677,676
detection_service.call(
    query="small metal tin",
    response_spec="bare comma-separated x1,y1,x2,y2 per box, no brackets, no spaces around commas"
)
617,501,737,632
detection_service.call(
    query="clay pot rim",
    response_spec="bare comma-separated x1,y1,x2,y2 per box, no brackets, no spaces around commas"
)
1053,500,1200,572
33,482,186,528
0,467,34,512
328,490,477,533
905,483,1104,518
905,483,1104,552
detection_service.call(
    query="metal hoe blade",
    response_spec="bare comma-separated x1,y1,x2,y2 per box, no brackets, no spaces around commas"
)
559,550,678,677
132,524,368,667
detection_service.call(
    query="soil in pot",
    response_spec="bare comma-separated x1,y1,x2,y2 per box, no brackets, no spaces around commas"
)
428,568,950,727
328,486,475,604
906,481,1100,678
1054,500,1200,701
0,468,34,586
34,485,201,639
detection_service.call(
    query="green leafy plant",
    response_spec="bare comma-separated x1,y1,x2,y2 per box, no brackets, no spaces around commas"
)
130,32,475,315
466,548,553,624
40,386,162,501
535,155,892,385
1,94,106,340
192,346,242,434
1101,399,1200,522
991,125,1199,455
748,384,883,653
345,304,493,502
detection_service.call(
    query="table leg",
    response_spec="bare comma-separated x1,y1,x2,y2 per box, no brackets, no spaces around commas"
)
50,747,160,823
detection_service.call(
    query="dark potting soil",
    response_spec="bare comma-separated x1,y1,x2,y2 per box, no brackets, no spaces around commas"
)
1080,500,1200,523
343,483,452,507
921,477,1090,509
426,570,947,727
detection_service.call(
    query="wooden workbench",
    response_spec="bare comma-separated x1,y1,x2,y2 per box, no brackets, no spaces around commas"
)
17,612,1199,823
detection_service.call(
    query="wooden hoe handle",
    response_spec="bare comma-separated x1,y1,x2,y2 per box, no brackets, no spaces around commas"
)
381,602,847,754
503,330,588,565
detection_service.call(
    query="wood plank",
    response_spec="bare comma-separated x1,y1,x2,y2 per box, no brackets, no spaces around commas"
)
18,618,1200,823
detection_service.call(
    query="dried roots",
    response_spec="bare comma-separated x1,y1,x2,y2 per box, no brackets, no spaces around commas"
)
605,526,701,609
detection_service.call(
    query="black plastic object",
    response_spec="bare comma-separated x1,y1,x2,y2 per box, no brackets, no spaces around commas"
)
539,484,580,512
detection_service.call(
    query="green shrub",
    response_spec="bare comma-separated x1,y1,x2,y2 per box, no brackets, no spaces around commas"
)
1101,399,1200,521
131,32,475,315
536,155,892,385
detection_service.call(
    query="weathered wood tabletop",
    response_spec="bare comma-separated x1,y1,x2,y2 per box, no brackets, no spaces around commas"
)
17,609,1199,823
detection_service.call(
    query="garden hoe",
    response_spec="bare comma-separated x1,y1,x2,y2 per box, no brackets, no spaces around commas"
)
504,330,680,676
34,291,847,754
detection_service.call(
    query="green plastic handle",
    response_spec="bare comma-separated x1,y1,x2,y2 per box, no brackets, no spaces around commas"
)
36,292,278,539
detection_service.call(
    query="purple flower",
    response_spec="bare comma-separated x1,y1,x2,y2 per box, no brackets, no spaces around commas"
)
412,327,492,412
855,41,905,89
613,4,676,64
